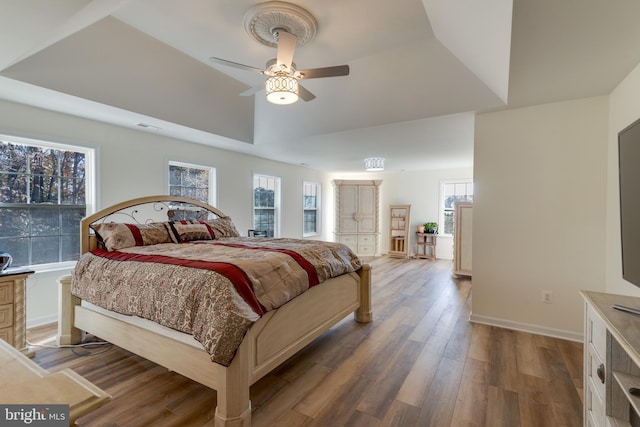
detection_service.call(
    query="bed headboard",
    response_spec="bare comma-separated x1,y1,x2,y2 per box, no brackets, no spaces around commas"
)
80,195,229,254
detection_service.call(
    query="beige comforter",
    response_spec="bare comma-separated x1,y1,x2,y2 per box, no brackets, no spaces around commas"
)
71,237,361,366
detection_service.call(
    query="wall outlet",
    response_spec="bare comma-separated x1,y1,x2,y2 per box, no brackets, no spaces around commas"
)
542,290,553,304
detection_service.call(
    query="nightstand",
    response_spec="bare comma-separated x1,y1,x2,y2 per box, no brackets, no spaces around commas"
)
0,268,35,356
416,233,437,260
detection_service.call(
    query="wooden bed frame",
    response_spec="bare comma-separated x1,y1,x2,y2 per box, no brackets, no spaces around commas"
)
57,195,372,427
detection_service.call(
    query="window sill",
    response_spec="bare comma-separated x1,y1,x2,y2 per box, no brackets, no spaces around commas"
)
26,261,77,274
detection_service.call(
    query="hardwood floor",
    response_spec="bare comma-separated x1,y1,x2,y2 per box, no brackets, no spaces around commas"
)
27,256,583,427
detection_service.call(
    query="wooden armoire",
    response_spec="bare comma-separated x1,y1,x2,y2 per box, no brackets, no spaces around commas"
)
333,180,382,256
453,202,473,277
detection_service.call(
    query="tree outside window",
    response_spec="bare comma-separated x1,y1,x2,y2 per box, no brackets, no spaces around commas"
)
303,181,321,236
168,161,216,221
0,138,93,267
169,162,213,202
253,174,280,238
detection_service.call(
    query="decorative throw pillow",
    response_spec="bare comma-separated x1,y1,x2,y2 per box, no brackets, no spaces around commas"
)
91,222,174,251
206,217,241,238
167,220,215,242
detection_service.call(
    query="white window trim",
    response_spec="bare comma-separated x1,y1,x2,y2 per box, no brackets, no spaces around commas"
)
302,181,321,237
168,160,216,206
252,173,281,238
0,134,96,268
439,178,473,237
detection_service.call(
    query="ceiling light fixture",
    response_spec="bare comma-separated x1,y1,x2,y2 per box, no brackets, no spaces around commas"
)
364,157,385,171
265,73,299,105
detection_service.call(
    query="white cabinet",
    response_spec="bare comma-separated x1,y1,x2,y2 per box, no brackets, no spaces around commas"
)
453,202,473,277
585,303,607,427
581,291,640,427
333,180,381,256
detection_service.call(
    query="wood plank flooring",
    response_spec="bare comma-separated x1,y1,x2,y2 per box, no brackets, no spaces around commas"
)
27,257,583,426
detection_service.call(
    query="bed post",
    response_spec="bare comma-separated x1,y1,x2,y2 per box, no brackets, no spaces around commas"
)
57,274,83,346
214,337,252,427
355,264,372,323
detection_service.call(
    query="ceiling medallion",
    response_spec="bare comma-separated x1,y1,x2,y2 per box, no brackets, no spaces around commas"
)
243,1,318,48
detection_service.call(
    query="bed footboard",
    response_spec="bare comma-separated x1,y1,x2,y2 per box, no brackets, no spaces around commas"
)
56,264,370,427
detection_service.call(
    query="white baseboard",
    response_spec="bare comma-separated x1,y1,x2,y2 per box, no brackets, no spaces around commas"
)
469,313,583,343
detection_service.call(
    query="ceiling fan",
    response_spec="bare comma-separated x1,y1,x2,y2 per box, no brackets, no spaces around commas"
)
209,2,349,105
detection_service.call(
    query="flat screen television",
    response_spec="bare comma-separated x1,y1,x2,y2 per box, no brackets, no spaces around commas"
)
619,117,640,287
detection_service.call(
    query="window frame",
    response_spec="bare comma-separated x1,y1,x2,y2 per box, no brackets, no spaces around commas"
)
0,134,95,270
439,179,474,237
168,160,216,206
252,173,281,238
302,181,321,237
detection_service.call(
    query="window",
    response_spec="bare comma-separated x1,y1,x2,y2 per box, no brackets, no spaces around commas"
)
253,174,280,238
169,161,216,205
303,181,321,236
440,180,473,236
0,136,94,268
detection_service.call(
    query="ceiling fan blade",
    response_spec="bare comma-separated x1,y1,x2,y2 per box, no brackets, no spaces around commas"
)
239,85,264,97
298,84,316,102
276,30,297,69
298,65,350,79
209,56,263,73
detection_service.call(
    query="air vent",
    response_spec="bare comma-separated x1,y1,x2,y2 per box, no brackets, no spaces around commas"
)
136,123,161,131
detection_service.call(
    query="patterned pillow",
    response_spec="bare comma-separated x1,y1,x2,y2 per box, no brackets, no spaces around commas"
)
91,222,174,251
167,220,215,242
206,217,241,238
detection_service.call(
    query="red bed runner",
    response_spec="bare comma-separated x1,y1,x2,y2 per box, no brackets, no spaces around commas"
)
91,248,266,316
205,241,320,287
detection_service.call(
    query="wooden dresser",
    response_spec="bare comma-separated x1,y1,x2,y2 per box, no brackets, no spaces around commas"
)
581,291,640,427
0,268,34,355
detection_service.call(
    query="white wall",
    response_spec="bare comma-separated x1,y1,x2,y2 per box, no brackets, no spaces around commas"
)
606,62,640,296
328,167,473,259
472,96,609,339
24,268,73,327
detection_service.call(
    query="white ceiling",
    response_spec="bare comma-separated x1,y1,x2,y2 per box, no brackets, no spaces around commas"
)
1,0,640,173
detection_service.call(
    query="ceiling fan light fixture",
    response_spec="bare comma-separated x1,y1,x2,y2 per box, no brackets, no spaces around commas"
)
364,157,385,171
265,74,299,105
